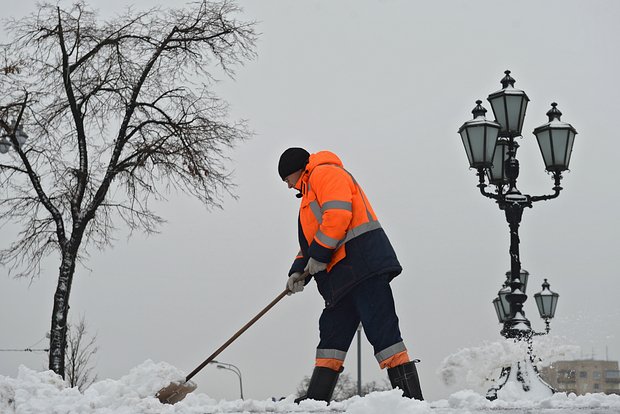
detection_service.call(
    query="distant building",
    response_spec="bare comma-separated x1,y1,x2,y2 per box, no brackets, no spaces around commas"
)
540,360,620,395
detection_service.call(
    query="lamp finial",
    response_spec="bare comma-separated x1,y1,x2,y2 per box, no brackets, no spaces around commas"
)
472,100,487,118
546,102,563,122
500,70,516,89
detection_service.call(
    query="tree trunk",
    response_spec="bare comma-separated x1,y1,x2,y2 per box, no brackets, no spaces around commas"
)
48,250,77,377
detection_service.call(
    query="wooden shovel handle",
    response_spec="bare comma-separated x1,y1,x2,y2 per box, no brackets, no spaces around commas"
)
184,271,309,382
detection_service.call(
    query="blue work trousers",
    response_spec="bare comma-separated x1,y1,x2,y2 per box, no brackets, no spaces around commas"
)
316,273,405,366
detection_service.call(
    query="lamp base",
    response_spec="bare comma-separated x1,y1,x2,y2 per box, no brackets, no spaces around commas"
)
486,359,555,401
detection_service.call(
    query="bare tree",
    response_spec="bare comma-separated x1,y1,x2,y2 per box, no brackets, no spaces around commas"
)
0,1,256,377
65,317,98,391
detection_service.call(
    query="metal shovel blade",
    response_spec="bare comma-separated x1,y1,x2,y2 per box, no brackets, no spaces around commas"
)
156,380,197,404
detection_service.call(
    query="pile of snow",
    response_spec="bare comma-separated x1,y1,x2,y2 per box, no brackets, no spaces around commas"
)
2,359,620,413
438,336,580,393
0,360,187,413
440,390,620,412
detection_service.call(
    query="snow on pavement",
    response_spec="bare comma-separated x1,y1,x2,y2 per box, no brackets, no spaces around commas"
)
2,360,620,414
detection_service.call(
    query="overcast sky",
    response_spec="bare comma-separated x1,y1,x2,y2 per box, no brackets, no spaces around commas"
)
1,0,619,402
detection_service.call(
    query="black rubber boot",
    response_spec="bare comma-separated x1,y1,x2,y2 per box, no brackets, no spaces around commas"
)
295,366,342,404
387,360,423,400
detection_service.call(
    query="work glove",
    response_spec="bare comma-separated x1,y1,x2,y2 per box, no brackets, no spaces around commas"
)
305,257,327,275
286,272,305,296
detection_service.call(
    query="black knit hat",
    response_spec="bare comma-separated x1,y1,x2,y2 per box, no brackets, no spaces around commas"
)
278,147,309,179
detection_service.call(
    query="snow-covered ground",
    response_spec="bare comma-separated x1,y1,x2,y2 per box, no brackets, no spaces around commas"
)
2,360,620,414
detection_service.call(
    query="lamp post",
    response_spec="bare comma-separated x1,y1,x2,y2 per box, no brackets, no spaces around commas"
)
210,360,244,400
459,70,576,400
357,323,362,396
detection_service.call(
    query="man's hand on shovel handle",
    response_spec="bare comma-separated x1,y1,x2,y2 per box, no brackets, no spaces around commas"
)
286,271,309,295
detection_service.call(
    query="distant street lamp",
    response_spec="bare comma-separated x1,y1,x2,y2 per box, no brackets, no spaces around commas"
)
458,70,576,400
210,360,244,399
492,280,512,324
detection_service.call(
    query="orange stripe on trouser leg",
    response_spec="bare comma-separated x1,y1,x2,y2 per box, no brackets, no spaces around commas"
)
315,358,344,371
379,351,410,369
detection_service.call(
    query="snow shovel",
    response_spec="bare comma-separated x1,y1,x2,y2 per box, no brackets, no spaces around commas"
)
156,271,308,404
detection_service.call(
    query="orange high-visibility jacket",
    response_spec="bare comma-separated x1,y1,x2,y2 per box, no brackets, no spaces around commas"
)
289,151,402,307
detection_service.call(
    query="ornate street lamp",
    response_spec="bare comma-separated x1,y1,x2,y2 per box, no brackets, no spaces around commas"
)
493,269,530,323
534,279,559,334
487,138,514,186
487,70,529,138
507,269,529,293
459,100,501,169
459,70,576,400
533,103,578,172
493,272,559,332
492,297,504,323
493,282,511,323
